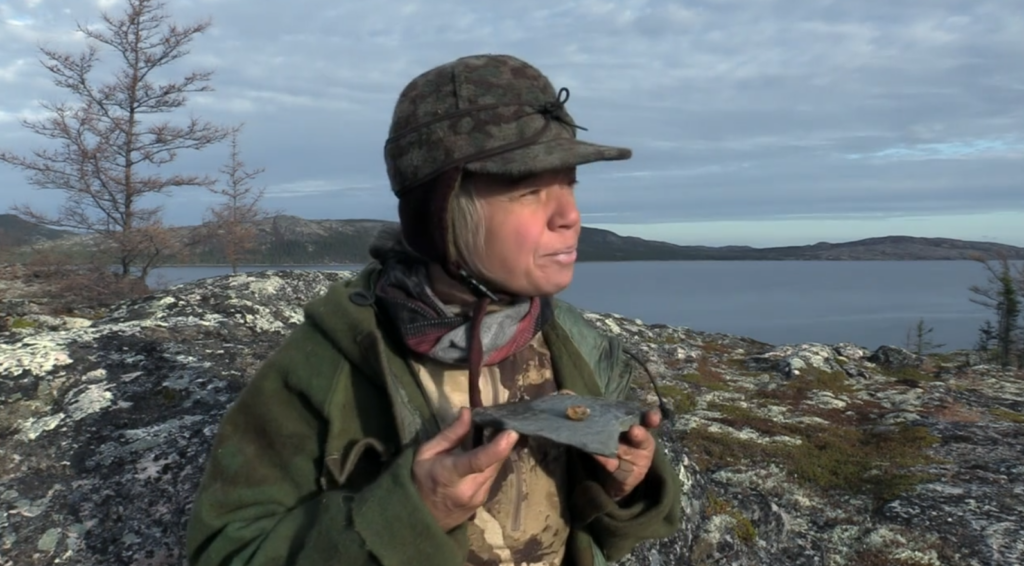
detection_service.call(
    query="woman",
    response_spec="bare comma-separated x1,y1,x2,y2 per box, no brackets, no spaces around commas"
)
185,53,682,566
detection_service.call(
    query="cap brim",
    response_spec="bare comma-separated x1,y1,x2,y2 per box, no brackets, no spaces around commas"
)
463,137,631,178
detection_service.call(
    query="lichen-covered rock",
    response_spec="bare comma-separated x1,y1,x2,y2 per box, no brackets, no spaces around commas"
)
745,343,847,378
2,269,1023,566
0,270,354,566
868,345,925,370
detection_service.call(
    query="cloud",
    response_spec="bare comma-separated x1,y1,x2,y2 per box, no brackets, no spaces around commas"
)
0,0,1021,243
844,137,1024,161
266,180,382,198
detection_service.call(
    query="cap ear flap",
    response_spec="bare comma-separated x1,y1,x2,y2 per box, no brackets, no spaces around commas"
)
397,166,464,274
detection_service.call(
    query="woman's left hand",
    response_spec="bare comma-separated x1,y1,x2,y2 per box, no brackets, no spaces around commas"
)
592,409,661,501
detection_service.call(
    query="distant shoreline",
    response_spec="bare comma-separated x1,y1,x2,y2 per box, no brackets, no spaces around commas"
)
150,257,1007,267
5,213,1024,263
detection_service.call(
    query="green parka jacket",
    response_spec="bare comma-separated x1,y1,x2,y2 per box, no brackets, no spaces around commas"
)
185,263,682,565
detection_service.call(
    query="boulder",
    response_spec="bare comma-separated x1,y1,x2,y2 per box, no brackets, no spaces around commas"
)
867,345,925,370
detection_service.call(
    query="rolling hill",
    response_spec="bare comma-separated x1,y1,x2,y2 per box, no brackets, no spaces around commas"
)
0,214,72,248
4,213,1024,263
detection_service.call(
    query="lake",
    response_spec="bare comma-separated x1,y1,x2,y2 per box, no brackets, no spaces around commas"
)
149,261,1009,352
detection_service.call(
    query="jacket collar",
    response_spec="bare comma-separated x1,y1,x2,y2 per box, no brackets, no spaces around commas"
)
302,261,387,383
303,262,439,447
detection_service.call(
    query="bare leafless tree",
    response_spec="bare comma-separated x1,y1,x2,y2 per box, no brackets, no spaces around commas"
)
0,230,13,264
0,0,235,286
968,253,1023,368
200,128,276,273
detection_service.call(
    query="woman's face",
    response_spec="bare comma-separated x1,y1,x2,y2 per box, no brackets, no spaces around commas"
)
472,167,581,297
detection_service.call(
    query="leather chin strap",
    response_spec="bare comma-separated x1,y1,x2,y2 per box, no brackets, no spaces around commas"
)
466,294,490,411
450,261,499,411
463,268,493,448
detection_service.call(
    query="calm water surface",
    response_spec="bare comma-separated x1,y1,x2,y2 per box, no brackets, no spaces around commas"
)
150,261,1007,352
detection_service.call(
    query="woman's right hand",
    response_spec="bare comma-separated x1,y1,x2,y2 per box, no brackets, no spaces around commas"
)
412,407,519,531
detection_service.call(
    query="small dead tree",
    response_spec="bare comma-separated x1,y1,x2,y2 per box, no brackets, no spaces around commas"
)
0,230,13,264
968,254,1023,368
0,0,235,287
904,318,945,356
201,129,275,273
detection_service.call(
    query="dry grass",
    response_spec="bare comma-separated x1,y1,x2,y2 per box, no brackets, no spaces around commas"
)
15,249,151,314
926,402,983,424
700,341,733,356
755,366,852,405
680,355,732,391
989,407,1024,424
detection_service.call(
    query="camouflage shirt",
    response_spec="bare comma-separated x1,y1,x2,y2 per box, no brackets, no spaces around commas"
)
410,331,571,566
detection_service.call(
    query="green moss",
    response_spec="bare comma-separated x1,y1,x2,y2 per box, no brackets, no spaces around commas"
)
705,493,757,544
732,512,757,544
656,333,682,345
680,419,941,506
659,383,697,413
989,407,1024,424
788,425,939,502
796,367,853,395
887,366,937,383
684,425,756,470
9,317,37,329
158,386,182,404
928,352,960,364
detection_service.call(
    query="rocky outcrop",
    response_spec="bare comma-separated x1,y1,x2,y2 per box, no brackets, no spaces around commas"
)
2,270,1023,566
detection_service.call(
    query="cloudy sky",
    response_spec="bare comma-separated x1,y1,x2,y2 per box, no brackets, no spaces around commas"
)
1,0,1021,247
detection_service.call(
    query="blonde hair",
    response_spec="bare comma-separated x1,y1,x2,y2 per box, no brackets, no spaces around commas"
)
448,173,492,281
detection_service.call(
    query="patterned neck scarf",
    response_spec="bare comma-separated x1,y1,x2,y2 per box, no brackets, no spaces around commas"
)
373,256,552,408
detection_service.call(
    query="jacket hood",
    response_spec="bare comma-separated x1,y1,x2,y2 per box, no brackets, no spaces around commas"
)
367,223,426,267
300,250,391,385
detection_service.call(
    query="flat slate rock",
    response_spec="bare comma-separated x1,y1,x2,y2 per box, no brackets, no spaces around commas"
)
471,393,645,457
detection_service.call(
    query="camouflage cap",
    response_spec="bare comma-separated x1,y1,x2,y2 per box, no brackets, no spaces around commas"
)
384,54,632,196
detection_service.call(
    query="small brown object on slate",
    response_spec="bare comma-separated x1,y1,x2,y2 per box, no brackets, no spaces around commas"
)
566,405,591,421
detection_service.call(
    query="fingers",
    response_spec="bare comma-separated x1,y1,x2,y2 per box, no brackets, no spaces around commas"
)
642,408,662,429
611,458,635,483
592,453,619,473
417,407,472,459
596,436,651,471
593,424,658,476
452,429,519,478
625,424,656,450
